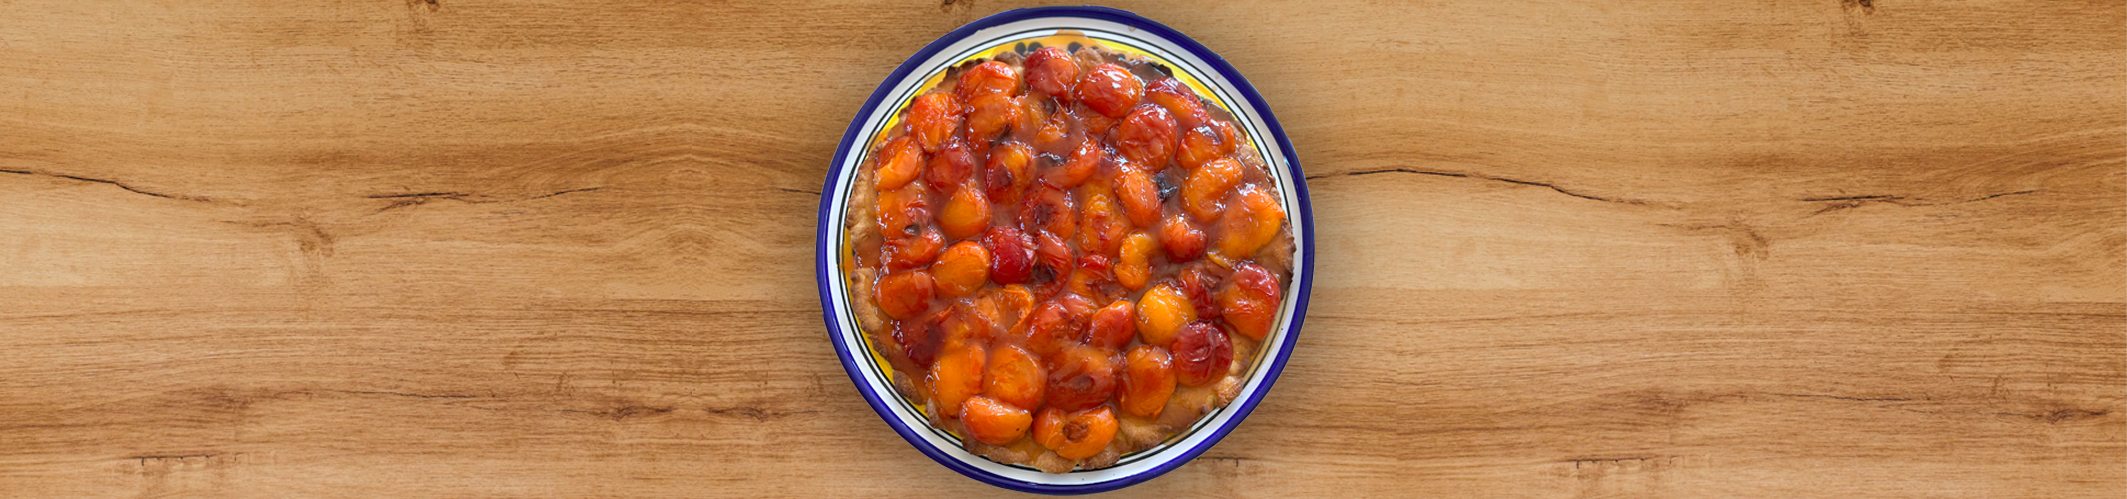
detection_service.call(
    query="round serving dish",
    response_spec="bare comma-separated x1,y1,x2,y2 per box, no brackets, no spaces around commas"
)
815,6,1313,494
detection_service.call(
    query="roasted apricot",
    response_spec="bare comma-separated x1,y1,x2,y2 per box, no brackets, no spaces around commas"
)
1077,188,1127,258
1221,262,1282,340
880,224,944,271
1020,183,1077,239
1119,345,1176,418
1033,230,1075,289
1171,321,1233,387
1114,232,1155,290
875,186,931,239
985,141,1035,204
1023,47,1080,98
1065,254,1123,304
1076,63,1143,119
1217,185,1285,258
1134,283,1195,347
1050,136,1102,188
938,185,992,240
907,92,965,153
929,343,987,418
875,135,925,191
1032,407,1069,450
1144,78,1207,128
1115,105,1177,168
983,344,1046,410
876,270,935,320
1183,157,1242,221
1045,346,1118,412
1113,167,1161,228
931,242,992,298
982,227,1035,285
961,396,1033,445
1158,213,1208,263
1022,298,1084,357
890,313,941,367
967,93,1022,141
956,60,1021,102
926,136,977,194
1177,265,1224,321
1053,406,1119,460
1175,125,1226,170
1084,299,1136,349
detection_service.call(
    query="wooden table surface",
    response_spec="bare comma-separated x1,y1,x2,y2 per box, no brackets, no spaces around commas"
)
3,1,2122,497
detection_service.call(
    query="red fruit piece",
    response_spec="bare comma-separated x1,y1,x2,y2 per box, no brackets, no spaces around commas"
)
1115,105,1178,168
955,60,1020,103
1083,299,1136,350
982,227,1035,285
1023,47,1080,98
925,137,977,195
1171,320,1233,387
1076,63,1143,119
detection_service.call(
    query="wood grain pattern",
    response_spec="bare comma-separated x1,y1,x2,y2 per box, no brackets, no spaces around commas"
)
2,1,2121,497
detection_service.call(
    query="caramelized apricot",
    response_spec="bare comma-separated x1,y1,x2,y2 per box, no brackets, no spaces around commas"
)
880,224,944,271
1175,125,1225,170
1045,346,1118,412
1023,47,1079,98
1077,188,1127,258
955,60,1020,102
1084,299,1136,349
931,242,992,298
1158,213,1208,263
928,343,987,418
1114,232,1155,290
984,141,1035,205
1134,283,1195,347
1020,183,1077,239
1177,265,1224,321
875,135,925,191
1065,254,1123,303
1054,406,1119,460
1115,105,1177,168
877,270,936,320
1022,298,1083,358
874,186,931,239
961,396,1033,445
983,345,1046,410
1216,185,1285,258
1183,158,1242,221
1076,63,1143,119
995,285,1037,334
982,227,1035,285
1113,167,1161,228
907,93,965,153
1051,137,1102,188
1119,345,1176,418
924,137,977,194
890,314,941,367
967,93,1022,141
936,302,994,346
1221,262,1282,340
938,185,992,240
1144,78,1207,128
1171,321,1233,387
1033,230,1075,287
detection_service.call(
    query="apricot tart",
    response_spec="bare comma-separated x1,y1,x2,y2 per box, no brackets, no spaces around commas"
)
841,42,1294,473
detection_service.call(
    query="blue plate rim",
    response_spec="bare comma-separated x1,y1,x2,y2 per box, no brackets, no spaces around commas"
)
815,5,1315,495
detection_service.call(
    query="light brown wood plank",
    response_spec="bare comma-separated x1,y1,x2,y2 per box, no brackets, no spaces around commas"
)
2,0,2121,497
